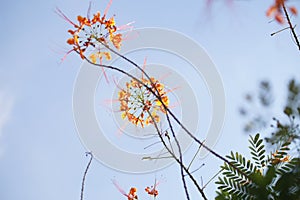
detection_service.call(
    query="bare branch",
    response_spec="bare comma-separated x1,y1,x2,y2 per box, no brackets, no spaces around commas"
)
282,2,300,51
80,152,93,200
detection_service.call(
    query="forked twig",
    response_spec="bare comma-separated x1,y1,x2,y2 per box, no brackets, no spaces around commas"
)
147,110,208,200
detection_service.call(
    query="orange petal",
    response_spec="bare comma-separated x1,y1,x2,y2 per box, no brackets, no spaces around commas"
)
92,12,101,24
68,30,76,35
77,15,84,22
67,38,75,45
74,35,79,44
111,33,122,50
290,6,298,15
103,52,112,60
266,6,276,17
89,54,97,63
275,13,284,24
79,49,85,59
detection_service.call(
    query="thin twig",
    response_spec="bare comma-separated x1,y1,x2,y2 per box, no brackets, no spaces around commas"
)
80,152,93,200
202,169,224,190
165,112,191,200
147,110,208,200
187,140,205,171
185,163,205,177
282,2,300,50
271,26,290,36
147,110,191,200
142,156,173,160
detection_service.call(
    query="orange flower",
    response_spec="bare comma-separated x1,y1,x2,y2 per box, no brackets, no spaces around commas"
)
266,0,298,24
77,15,90,27
118,76,169,127
145,179,160,198
275,13,284,24
67,30,76,35
128,187,138,200
105,16,116,29
57,0,130,64
266,6,277,17
67,38,75,45
112,179,138,200
110,33,122,49
290,6,298,15
91,12,101,24
145,186,159,197
89,52,112,64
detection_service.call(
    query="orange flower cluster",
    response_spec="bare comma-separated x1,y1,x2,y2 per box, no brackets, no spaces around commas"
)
113,179,160,200
266,0,297,23
57,1,122,63
145,186,159,197
113,179,138,200
118,77,169,127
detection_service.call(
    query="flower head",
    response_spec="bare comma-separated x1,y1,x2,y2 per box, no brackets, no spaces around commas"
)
145,186,159,197
118,77,169,127
145,178,160,198
112,179,138,200
57,0,125,63
128,187,138,200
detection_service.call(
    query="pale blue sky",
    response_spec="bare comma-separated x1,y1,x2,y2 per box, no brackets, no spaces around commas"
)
0,0,300,199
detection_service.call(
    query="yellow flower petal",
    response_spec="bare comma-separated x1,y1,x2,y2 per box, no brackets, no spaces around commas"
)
89,54,97,64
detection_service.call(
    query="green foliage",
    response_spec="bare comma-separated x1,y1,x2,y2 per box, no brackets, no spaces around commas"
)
249,134,266,170
240,78,300,153
266,80,300,144
239,81,273,133
265,116,300,147
216,133,300,200
287,79,300,113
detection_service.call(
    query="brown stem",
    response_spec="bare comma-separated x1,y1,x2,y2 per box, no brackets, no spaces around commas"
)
165,112,191,200
282,2,300,51
147,111,208,200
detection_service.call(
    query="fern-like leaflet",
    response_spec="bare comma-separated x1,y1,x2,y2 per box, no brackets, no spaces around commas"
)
216,133,298,199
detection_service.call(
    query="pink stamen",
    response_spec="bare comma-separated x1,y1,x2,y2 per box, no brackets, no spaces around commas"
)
112,76,124,91
55,7,77,27
116,121,129,137
61,49,75,63
165,86,180,94
112,179,128,197
99,58,110,84
123,31,139,42
103,0,113,17
142,57,147,79
117,21,135,31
